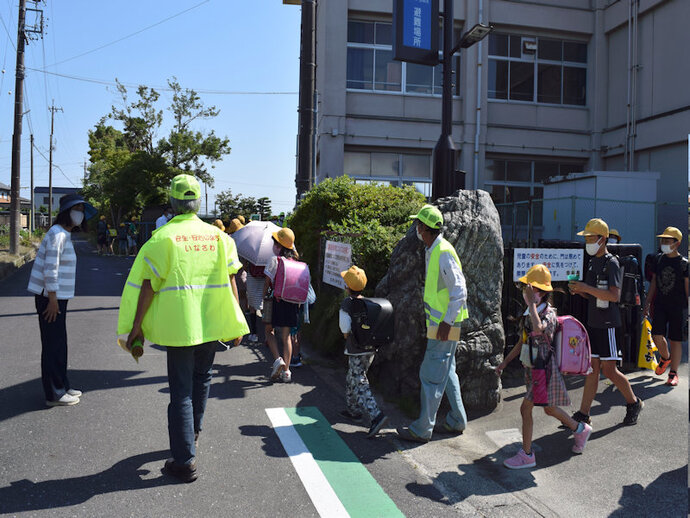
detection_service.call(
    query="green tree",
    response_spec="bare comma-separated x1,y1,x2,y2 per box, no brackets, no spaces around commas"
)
257,197,271,221
216,189,240,220
83,78,231,223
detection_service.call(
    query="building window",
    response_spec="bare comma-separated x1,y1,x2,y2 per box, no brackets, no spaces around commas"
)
347,20,460,96
488,33,587,106
344,149,432,197
485,158,584,225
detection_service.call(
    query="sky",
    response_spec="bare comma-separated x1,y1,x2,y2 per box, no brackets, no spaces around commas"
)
0,0,302,215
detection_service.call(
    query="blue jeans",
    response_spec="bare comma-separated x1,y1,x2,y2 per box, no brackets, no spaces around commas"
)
409,339,467,439
166,341,217,465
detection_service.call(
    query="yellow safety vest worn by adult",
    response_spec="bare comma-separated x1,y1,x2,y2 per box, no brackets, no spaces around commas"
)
117,213,249,346
424,238,468,340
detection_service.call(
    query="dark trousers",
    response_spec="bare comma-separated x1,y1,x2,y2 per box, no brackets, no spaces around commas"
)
35,295,70,402
166,341,217,465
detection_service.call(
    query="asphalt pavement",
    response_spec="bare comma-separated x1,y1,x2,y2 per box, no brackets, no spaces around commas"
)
0,238,687,517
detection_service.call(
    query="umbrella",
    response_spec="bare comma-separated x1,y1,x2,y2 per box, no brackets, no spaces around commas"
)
231,220,282,266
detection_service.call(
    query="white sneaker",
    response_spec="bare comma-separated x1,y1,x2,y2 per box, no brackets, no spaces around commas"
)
46,393,80,407
271,357,286,380
280,370,292,383
249,334,258,343
67,389,82,397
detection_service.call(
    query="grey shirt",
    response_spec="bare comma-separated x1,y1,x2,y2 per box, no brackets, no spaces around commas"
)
584,253,622,329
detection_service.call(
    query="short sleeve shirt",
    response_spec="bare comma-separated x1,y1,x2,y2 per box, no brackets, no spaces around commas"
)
584,253,622,328
654,254,689,307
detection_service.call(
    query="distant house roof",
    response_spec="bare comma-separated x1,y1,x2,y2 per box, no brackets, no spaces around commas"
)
34,186,81,195
0,181,10,191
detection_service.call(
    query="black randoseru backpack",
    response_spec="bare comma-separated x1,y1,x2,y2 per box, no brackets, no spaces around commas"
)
619,255,644,306
350,297,395,353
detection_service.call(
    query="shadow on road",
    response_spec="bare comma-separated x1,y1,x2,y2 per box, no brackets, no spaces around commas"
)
0,450,173,514
608,465,688,516
0,369,168,423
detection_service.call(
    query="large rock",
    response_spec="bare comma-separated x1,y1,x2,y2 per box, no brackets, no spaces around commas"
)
374,189,505,410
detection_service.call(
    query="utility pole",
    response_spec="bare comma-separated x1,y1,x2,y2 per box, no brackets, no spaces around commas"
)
9,0,43,254
30,134,34,233
205,183,208,217
48,101,63,218
83,160,87,184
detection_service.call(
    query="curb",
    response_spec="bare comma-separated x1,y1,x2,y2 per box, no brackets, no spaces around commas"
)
0,248,36,283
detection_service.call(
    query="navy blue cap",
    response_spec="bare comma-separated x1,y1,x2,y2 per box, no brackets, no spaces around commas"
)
58,193,97,221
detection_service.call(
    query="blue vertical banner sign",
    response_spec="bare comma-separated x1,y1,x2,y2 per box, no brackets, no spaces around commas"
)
393,0,439,66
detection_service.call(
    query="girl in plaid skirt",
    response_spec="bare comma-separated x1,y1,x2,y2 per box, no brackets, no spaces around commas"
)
496,264,593,469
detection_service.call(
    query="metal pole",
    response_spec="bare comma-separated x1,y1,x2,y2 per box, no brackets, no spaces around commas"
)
432,0,457,200
9,0,26,254
30,134,34,233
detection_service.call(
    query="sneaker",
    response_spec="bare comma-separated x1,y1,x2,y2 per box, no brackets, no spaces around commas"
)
290,354,303,368
396,426,430,444
46,393,80,407
280,370,292,383
367,413,388,438
655,356,671,376
559,410,591,429
339,409,363,423
666,372,679,387
435,422,464,435
270,357,286,380
66,389,82,397
623,397,644,426
163,458,198,483
571,423,592,454
503,449,536,469
248,334,258,343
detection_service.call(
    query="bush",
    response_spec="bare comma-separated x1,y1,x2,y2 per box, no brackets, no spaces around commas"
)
289,176,426,356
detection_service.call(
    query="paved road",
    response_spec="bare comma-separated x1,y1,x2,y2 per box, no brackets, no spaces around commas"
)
0,238,687,517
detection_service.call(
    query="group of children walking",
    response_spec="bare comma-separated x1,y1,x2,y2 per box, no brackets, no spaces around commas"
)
497,218,686,469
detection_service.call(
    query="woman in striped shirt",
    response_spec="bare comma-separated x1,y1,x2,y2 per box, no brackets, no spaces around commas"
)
27,193,95,407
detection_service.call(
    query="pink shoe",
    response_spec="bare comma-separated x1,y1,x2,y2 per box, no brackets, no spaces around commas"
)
503,448,536,469
572,423,592,454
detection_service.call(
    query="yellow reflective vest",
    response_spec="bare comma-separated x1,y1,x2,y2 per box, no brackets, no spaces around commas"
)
117,213,249,346
424,238,468,337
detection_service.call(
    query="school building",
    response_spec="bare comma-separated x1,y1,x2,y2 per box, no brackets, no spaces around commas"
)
310,0,688,251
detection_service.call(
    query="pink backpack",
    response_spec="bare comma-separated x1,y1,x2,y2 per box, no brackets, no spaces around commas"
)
273,257,310,304
553,315,592,376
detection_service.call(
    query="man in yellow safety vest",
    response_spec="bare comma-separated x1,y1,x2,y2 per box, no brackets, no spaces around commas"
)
118,174,248,482
397,204,469,443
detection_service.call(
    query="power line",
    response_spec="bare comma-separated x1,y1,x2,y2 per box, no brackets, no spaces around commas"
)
45,0,211,67
0,12,16,51
25,67,299,95
33,143,76,187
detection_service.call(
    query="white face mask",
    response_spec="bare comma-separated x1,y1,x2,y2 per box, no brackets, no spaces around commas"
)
586,238,602,256
70,210,84,226
661,244,673,255
416,228,424,242
608,238,617,244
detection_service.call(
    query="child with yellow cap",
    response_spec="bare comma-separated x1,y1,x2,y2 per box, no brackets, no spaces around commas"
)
496,264,592,468
645,227,688,386
569,217,643,425
338,265,388,438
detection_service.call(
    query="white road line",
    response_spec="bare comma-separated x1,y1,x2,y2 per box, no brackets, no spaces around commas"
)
265,408,349,518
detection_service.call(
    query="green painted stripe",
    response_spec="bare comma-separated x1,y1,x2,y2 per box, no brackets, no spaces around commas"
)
284,407,404,518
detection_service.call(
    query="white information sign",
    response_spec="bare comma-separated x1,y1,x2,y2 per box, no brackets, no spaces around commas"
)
513,248,584,282
323,240,352,289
